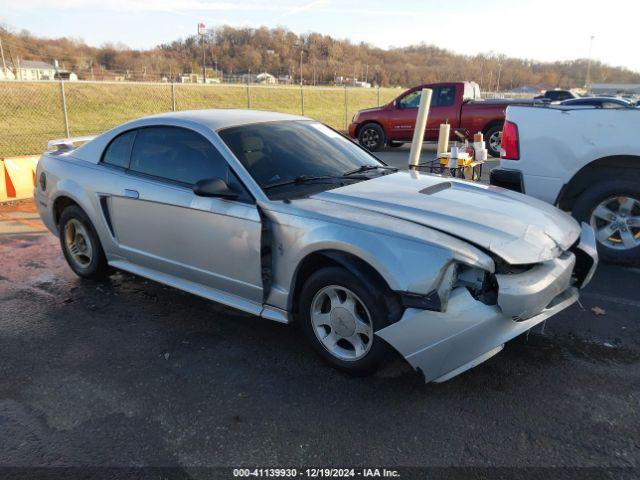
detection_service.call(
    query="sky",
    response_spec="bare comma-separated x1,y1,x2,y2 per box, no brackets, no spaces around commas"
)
2,0,640,72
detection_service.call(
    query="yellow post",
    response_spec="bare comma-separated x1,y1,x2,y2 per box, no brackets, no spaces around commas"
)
437,123,450,157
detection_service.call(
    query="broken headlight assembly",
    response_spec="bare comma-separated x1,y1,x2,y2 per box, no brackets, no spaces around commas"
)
399,262,497,313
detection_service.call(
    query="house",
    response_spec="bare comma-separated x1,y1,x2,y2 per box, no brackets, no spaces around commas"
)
178,74,201,83
256,72,277,85
14,60,57,81
0,60,62,81
0,63,15,80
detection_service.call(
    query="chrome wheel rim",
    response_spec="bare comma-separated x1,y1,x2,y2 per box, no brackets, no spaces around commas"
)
64,218,93,268
310,285,374,362
590,196,640,250
360,129,380,149
489,130,502,153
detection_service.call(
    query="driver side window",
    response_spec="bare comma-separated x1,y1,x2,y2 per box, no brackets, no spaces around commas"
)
398,90,421,109
129,126,228,186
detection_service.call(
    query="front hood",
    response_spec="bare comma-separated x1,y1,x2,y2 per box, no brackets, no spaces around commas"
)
356,106,385,117
312,172,580,265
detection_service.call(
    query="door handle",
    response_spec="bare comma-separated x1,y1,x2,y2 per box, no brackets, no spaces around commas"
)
124,189,139,199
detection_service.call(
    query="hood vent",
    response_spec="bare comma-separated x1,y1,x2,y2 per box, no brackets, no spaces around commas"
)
419,182,452,195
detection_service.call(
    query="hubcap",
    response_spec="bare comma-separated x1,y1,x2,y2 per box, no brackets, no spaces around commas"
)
489,130,502,153
361,129,380,149
590,196,640,251
310,285,374,362
64,218,93,268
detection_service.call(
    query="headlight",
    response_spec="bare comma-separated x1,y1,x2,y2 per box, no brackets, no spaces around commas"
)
399,263,493,312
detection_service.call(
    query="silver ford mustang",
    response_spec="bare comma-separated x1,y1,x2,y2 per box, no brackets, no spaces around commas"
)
35,109,598,382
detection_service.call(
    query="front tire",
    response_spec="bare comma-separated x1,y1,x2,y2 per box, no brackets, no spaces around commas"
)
484,124,503,158
572,180,640,265
358,123,385,152
59,205,110,279
298,266,396,376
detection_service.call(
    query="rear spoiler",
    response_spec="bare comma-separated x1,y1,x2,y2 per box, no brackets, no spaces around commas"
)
47,136,96,152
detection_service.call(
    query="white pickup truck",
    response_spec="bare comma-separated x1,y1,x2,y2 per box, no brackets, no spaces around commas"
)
490,105,640,264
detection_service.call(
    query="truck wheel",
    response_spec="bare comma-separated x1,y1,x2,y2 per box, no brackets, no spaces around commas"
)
572,180,640,265
298,266,398,376
484,125,503,158
358,123,385,152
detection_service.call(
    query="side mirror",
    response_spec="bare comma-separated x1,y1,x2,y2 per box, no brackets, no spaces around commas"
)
192,177,240,199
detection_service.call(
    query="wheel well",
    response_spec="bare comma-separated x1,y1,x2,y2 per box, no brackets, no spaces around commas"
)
482,119,504,135
558,155,640,211
52,196,79,226
288,250,395,316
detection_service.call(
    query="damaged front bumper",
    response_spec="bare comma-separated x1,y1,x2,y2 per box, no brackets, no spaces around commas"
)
376,223,598,383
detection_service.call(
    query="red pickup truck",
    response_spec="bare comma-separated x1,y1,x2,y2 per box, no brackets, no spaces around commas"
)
348,81,527,157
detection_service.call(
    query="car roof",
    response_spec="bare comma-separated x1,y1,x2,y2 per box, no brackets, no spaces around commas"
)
142,109,309,131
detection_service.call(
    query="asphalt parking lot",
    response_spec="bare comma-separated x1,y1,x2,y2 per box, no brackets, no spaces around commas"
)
1,149,639,475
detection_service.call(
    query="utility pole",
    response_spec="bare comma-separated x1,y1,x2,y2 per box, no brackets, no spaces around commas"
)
299,49,304,86
0,37,7,76
585,35,595,89
198,22,206,83
495,62,502,93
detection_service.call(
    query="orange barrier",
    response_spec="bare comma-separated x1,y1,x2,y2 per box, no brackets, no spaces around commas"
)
0,155,40,203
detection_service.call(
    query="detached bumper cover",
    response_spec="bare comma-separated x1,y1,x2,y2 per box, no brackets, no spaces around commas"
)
376,224,598,383
377,286,579,383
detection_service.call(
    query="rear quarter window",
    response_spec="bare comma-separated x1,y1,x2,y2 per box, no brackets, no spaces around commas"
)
102,130,136,168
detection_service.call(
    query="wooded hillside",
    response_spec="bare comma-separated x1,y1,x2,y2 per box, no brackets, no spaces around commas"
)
2,24,639,89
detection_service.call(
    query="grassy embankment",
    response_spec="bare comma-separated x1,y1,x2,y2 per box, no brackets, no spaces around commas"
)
1,82,399,157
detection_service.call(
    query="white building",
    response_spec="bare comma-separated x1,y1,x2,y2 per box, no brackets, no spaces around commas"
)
0,60,63,81
256,72,277,85
15,60,57,81
0,65,15,80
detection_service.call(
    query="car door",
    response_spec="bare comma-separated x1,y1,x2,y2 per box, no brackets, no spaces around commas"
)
104,126,263,306
387,88,422,141
387,85,459,141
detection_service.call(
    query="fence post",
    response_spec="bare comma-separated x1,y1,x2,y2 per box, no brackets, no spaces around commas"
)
343,86,348,131
59,80,70,137
377,86,380,107
247,84,251,109
300,85,305,115
171,82,176,111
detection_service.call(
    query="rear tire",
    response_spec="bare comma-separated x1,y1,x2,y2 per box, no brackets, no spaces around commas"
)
484,124,503,158
572,180,640,265
358,123,385,152
298,266,398,376
59,205,110,279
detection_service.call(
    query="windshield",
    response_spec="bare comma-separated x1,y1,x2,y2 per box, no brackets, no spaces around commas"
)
219,120,385,198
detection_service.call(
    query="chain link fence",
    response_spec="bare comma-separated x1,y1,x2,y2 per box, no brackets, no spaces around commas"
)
1,80,535,157
0,80,401,157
